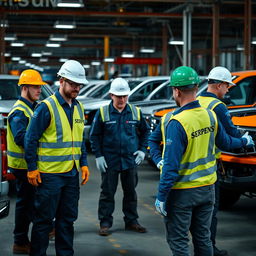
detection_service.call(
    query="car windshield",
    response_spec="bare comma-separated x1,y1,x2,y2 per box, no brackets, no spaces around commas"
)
0,78,52,100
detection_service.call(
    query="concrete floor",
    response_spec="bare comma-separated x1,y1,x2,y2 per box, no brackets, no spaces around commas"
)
1,153,256,256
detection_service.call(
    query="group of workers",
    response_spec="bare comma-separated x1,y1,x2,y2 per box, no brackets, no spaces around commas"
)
7,59,254,256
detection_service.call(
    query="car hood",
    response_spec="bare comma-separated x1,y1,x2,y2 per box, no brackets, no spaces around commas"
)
138,101,176,115
0,100,18,114
79,98,111,110
132,99,171,107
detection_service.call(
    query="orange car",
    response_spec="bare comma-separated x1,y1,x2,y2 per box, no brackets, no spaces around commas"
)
151,71,256,208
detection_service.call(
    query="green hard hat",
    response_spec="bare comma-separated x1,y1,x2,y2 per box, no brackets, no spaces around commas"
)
169,66,200,87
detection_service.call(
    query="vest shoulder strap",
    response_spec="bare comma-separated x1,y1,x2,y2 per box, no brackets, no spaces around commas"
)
100,104,141,122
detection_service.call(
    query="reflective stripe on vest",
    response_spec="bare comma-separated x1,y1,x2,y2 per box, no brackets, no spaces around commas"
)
7,100,33,169
197,96,224,158
37,95,84,173
163,107,217,189
100,103,141,122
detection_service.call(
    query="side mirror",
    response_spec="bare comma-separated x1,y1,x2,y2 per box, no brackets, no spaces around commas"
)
222,95,232,105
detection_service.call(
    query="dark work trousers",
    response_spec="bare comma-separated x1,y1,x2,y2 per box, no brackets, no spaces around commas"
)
30,172,80,256
210,170,221,246
164,185,215,256
98,168,139,228
12,169,35,246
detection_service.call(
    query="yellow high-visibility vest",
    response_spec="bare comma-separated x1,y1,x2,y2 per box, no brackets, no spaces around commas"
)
37,95,85,173
7,100,33,169
197,95,224,158
162,107,218,189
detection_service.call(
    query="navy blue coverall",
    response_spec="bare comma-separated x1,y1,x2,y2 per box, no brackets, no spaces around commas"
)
90,102,150,228
25,91,88,256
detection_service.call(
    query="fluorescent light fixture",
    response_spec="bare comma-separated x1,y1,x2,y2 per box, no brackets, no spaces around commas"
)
252,38,256,45
4,34,16,41
0,21,8,28
57,0,84,8
91,61,101,66
54,21,76,29
11,57,21,61
31,53,42,57
39,58,48,62
83,64,90,68
104,57,115,63
25,63,31,67
42,51,52,56
236,45,244,51
168,39,184,45
121,52,134,58
46,42,61,47
4,53,10,57
50,34,67,41
140,47,155,53
59,58,68,62
11,42,25,47
19,60,26,64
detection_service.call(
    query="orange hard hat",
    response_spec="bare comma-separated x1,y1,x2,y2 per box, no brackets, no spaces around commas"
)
18,69,48,86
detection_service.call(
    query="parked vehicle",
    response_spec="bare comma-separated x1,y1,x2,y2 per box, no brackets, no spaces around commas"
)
0,75,53,183
219,106,256,208
0,113,10,219
80,76,169,142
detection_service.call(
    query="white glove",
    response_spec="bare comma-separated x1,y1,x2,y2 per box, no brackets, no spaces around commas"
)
133,150,145,165
96,156,108,173
155,199,167,216
242,132,255,147
157,159,164,169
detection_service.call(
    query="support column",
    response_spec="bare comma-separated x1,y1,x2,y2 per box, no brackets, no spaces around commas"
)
244,0,251,70
104,36,109,80
183,5,192,66
0,13,6,74
162,23,168,75
212,2,219,67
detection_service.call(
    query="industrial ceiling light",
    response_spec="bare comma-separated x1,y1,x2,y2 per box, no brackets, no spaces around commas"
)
46,42,61,47
91,61,101,66
42,51,52,56
140,47,155,53
54,21,76,29
83,64,90,68
31,53,42,57
104,57,115,63
11,57,21,61
121,52,134,58
39,58,48,62
168,38,184,45
252,38,256,45
11,42,25,47
236,44,244,51
59,58,68,62
50,34,67,41
4,53,11,57
19,60,26,64
4,34,17,41
57,0,84,8
0,20,8,28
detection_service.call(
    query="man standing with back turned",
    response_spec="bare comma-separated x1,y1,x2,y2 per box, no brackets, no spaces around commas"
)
25,60,90,256
7,69,45,254
153,66,254,256
90,78,150,236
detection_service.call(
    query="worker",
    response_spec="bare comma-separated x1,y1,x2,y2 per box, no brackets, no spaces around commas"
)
197,66,241,256
90,78,150,236
150,66,254,255
7,69,46,254
24,60,90,256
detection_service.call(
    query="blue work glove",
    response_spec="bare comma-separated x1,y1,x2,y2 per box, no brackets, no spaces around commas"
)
157,159,164,169
242,132,255,147
155,199,167,216
96,156,108,173
133,150,145,165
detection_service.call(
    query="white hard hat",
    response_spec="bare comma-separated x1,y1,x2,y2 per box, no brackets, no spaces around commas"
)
207,66,235,86
57,60,88,85
109,78,130,96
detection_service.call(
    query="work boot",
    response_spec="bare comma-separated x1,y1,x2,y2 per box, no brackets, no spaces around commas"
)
125,223,147,233
214,246,228,256
99,226,110,236
13,243,30,254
